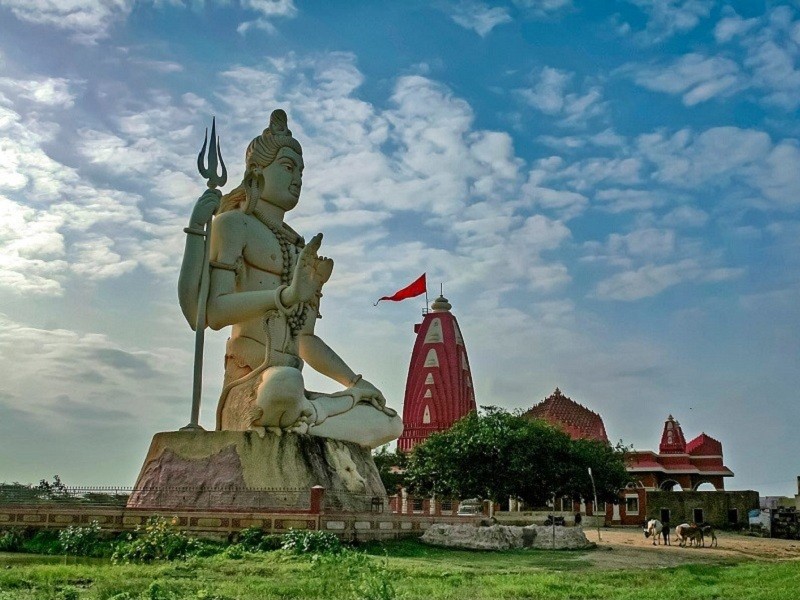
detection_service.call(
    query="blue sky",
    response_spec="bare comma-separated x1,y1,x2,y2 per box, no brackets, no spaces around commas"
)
0,0,798,497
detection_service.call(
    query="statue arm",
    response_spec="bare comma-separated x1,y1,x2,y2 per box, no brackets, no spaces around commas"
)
298,322,389,412
297,329,358,388
178,189,221,330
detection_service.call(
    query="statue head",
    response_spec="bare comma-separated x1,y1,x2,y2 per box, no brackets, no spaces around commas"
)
220,109,304,214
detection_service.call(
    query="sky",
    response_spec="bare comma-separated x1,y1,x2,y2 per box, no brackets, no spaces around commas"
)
0,0,798,497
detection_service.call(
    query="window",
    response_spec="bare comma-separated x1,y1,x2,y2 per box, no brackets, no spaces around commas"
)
412,498,424,512
424,319,443,343
423,349,439,367
441,499,453,512
728,508,739,524
693,508,704,524
625,495,639,516
422,405,431,424
593,500,606,514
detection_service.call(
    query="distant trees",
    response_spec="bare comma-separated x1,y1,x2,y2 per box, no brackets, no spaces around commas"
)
372,445,408,493
404,407,630,507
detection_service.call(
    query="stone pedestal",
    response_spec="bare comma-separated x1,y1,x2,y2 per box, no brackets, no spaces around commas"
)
127,430,386,512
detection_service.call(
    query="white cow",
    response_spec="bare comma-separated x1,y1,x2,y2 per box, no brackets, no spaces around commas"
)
643,519,663,545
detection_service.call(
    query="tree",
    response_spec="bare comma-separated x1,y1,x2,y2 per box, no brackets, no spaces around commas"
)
372,445,408,493
405,407,630,507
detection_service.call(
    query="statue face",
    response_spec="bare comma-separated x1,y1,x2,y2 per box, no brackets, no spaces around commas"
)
259,146,304,211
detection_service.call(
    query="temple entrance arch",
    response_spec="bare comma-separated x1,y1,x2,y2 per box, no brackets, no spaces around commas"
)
660,480,683,491
694,481,717,491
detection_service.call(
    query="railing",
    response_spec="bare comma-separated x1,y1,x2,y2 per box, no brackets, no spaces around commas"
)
0,487,131,508
0,486,466,517
0,486,312,512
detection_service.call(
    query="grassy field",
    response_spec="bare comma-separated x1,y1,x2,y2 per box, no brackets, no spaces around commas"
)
2,538,799,600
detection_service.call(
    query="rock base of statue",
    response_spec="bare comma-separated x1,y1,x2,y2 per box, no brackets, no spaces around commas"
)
127,430,387,512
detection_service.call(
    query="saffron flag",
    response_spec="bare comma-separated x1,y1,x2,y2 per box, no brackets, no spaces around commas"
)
375,273,426,305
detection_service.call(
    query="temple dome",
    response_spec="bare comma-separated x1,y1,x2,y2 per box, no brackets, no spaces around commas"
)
522,387,609,442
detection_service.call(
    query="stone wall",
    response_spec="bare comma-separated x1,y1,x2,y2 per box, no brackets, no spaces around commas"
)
644,490,758,528
0,505,478,541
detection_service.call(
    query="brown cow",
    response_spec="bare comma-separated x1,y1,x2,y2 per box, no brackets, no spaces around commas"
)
675,523,703,547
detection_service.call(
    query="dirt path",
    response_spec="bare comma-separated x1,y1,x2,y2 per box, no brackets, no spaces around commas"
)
582,528,800,570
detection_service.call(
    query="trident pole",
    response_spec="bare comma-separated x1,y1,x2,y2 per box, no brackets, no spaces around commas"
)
182,117,226,431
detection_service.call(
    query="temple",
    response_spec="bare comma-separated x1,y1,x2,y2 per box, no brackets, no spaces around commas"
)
626,415,734,491
397,295,477,452
522,387,608,443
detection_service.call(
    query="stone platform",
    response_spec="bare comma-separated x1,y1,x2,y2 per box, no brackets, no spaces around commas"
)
127,430,386,512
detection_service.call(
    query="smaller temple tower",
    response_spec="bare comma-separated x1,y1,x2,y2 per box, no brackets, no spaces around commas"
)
397,295,477,452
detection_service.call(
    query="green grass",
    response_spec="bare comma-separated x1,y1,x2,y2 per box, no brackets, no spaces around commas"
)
1,540,798,600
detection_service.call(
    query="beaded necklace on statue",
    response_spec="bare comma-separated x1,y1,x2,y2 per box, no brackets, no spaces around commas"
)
252,207,309,338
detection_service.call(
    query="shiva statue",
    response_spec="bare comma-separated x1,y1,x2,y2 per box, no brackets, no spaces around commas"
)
178,109,402,448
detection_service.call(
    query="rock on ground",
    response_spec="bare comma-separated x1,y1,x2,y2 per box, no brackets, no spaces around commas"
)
421,523,594,550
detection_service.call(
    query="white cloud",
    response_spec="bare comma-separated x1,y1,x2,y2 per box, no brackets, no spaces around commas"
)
626,53,744,106
0,0,133,44
449,0,512,37
623,0,713,44
661,205,709,228
594,258,741,301
712,6,800,111
237,0,298,34
70,235,138,280
714,7,758,43
0,195,66,295
0,77,79,108
0,313,188,424
593,188,668,214
637,126,800,209
517,67,606,126
511,0,572,18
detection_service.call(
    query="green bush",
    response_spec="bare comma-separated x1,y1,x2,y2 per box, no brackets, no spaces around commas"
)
112,517,202,564
59,520,103,556
237,526,282,552
22,529,61,554
0,528,25,552
280,529,342,555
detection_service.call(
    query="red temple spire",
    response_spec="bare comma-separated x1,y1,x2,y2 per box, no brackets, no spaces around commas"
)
397,295,477,452
659,414,687,453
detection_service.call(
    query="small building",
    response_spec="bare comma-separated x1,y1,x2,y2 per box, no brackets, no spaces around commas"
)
521,388,608,442
626,415,734,491
397,295,477,452
608,415,754,528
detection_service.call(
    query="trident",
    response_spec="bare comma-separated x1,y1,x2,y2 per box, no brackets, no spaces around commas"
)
182,117,227,431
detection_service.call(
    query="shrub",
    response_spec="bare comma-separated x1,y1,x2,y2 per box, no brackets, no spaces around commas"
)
237,527,282,552
280,529,342,555
222,543,245,560
58,587,80,600
22,529,61,555
0,528,25,552
112,517,201,564
59,520,103,556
